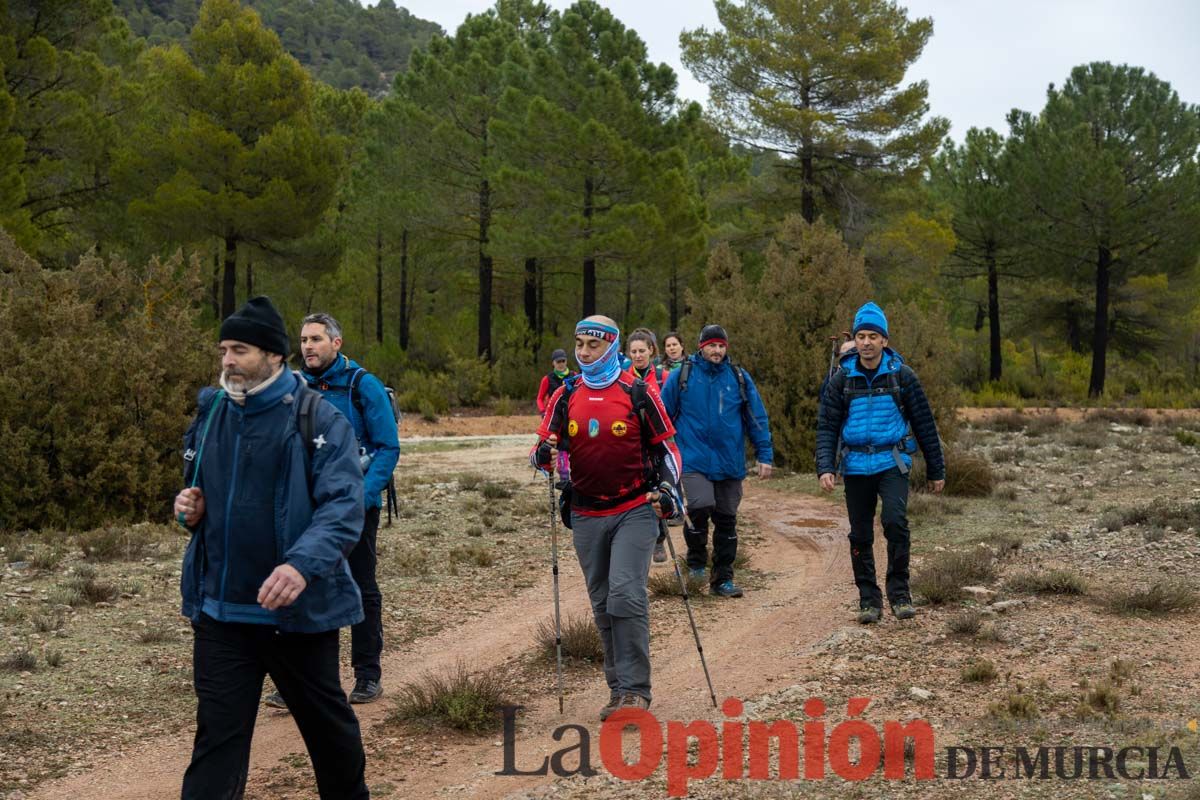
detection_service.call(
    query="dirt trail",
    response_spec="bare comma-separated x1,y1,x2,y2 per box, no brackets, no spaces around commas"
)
31,443,856,800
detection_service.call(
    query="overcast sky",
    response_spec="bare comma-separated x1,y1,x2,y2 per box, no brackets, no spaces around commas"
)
374,0,1200,141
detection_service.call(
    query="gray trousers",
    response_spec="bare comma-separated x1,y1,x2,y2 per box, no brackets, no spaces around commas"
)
571,502,657,702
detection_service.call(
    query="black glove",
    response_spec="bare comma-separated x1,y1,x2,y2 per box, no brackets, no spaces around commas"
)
533,440,553,473
655,481,682,521
557,481,573,530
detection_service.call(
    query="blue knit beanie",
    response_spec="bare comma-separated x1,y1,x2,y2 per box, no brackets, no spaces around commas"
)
853,302,889,338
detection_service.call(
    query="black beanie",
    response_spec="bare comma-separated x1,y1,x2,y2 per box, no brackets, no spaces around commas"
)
698,324,729,348
219,296,290,357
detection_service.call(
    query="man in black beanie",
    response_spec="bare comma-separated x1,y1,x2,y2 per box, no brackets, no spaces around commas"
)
660,324,774,598
173,296,371,799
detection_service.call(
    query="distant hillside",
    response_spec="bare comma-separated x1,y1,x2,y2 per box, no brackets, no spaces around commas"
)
116,0,443,93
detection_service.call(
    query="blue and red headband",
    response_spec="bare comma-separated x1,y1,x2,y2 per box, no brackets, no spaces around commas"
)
575,320,619,343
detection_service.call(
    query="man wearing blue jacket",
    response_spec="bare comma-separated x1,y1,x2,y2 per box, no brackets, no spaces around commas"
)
172,296,369,799
290,312,401,705
816,302,945,624
660,324,774,598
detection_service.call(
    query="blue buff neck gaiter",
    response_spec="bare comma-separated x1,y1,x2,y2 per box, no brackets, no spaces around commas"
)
575,320,622,389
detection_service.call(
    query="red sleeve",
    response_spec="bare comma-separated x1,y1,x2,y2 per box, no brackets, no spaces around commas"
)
536,384,568,440
536,375,551,413
642,381,676,445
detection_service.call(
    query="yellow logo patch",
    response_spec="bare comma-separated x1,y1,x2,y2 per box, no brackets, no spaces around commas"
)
568,419,579,437
611,420,628,437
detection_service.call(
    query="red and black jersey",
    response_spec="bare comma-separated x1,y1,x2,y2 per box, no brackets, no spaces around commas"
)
535,370,680,517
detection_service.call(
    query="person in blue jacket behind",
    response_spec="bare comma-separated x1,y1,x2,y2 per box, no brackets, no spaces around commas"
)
173,296,370,799
285,311,401,706
816,302,945,625
660,324,773,598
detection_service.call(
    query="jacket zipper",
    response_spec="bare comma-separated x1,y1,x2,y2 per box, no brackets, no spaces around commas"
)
218,414,244,619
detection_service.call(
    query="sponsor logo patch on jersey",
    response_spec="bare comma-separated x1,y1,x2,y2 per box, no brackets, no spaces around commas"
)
588,418,600,438
611,420,628,437
568,419,579,437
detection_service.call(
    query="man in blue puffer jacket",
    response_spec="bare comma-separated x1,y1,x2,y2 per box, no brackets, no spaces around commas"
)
293,312,400,706
172,296,369,799
661,324,774,598
816,302,945,624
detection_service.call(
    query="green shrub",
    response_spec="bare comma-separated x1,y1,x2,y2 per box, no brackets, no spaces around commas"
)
1006,569,1088,596
78,525,160,562
912,549,996,605
0,235,211,531
961,659,998,683
984,411,1027,432
1174,430,1199,447
911,449,994,497
480,482,513,500
449,544,494,567
1024,414,1064,437
946,609,982,636
989,692,1038,719
391,662,509,733
1102,581,1197,615
1,648,37,672
535,614,604,663
648,560,708,598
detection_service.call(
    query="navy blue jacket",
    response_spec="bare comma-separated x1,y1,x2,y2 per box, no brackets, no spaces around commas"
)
815,349,945,480
303,354,400,510
660,353,773,481
180,370,365,633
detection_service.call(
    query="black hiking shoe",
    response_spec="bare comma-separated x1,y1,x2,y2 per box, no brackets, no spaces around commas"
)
857,604,883,624
350,678,383,704
263,691,289,711
653,540,667,562
598,693,621,721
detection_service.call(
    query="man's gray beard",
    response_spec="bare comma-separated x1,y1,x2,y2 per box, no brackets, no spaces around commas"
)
224,361,275,392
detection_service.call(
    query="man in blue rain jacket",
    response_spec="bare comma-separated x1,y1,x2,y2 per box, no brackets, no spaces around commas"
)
660,324,774,599
816,301,945,625
173,295,369,799
294,312,400,705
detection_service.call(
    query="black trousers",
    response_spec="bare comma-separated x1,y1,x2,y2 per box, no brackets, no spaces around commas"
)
682,476,744,585
181,614,369,800
349,506,382,682
843,467,911,608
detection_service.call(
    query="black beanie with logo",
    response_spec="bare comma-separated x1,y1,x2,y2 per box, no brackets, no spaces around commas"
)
218,296,290,357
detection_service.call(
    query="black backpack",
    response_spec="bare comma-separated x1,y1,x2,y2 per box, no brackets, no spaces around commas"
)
310,367,402,524
673,359,761,432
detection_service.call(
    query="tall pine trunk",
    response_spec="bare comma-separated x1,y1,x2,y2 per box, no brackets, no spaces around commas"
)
478,177,493,361
524,257,538,365
799,83,816,224
211,247,220,319
221,236,237,319
623,263,632,324
582,176,596,317
399,228,410,351
1088,245,1112,398
245,253,253,299
986,244,1001,382
669,262,679,330
375,227,384,344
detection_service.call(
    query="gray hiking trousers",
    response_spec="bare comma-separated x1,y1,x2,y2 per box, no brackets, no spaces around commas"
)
571,502,658,702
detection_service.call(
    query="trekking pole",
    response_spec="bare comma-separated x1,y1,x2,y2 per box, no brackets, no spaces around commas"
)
661,516,718,709
547,472,566,715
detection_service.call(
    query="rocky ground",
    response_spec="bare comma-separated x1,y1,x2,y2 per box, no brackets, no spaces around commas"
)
2,410,1199,799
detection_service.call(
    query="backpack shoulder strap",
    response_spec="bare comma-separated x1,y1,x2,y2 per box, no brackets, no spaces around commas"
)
679,361,691,394
348,367,368,416
297,383,322,459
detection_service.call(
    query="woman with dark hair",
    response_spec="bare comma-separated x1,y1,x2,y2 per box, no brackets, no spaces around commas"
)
661,332,685,373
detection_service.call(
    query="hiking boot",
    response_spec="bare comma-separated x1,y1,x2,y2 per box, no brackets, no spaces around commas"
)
598,693,621,721
615,693,650,713
857,604,883,624
688,567,706,581
892,602,917,620
653,540,667,563
263,691,288,710
712,580,744,598
349,678,383,704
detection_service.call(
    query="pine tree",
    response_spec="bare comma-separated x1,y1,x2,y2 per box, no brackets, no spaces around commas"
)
681,0,948,224
119,0,341,318
1006,63,1200,397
